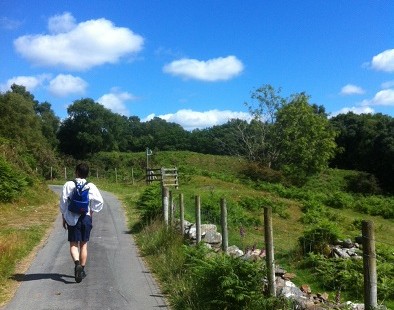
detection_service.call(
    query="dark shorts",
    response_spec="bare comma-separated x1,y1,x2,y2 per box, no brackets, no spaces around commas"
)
68,214,93,242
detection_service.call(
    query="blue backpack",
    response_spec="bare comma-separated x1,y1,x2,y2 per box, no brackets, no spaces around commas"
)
68,180,90,214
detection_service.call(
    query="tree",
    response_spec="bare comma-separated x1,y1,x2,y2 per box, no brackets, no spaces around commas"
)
57,98,128,158
242,84,286,165
34,101,60,149
273,93,338,182
330,112,394,193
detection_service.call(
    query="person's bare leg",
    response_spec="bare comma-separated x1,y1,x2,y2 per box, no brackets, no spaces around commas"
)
70,242,80,262
79,241,88,266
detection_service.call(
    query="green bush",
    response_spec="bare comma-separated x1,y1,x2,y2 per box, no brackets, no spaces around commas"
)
325,191,354,209
299,221,342,255
300,201,339,225
0,157,28,202
354,196,394,219
186,248,267,309
136,184,163,223
345,172,382,195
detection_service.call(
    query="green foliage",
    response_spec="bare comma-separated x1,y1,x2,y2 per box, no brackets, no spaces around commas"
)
273,93,338,183
238,196,289,219
325,191,354,209
299,253,364,296
136,184,163,224
299,221,342,255
0,157,28,202
345,171,382,195
353,196,394,219
185,247,267,309
330,112,394,193
300,200,339,225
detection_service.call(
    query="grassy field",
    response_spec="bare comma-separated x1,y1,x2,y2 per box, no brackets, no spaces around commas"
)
1,151,393,308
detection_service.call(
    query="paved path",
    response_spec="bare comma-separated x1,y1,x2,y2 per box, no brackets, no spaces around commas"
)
2,186,169,310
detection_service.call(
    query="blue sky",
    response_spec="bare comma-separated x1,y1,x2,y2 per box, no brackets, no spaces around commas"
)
1,1,393,130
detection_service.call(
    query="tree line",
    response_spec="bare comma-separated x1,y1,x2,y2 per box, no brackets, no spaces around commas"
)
1,84,393,193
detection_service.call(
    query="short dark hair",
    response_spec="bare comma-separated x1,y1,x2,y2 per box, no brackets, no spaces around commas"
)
76,163,89,178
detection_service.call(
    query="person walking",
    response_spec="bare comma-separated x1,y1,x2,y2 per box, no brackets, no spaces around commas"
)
60,163,104,283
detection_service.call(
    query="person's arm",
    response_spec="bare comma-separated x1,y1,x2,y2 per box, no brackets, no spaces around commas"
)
62,214,67,229
89,183,104,213
60,181,74,227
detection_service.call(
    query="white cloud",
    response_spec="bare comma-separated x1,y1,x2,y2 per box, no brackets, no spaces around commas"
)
48,12,76,34
371,49,394,72
0,74,49,92
14,12,144,71
48,74,87,97
331,106,375,117
340,84,365,95
97,88,137,115
361,89,394,107
163,56,244,81
146,109,251,130
381,80,394,89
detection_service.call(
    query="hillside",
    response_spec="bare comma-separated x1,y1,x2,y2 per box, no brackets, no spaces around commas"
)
92,151,393,308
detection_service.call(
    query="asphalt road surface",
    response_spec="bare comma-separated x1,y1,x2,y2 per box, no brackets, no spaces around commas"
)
2,185,169,310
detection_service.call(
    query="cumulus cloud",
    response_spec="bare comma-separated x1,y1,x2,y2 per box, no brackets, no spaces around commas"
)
145,109,251,130
331,106,375,117
14,12,144,70
48,12,76,33
371,49,394,72
0,74,49,92
340,84,365,96
48,74,87,97
97,88,137,115
163,56,244,81
361,89,394,107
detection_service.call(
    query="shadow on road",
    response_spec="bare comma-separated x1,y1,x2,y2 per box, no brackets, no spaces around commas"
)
11,273,75,284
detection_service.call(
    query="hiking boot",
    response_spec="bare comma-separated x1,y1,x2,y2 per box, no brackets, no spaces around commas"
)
75,264,83,283
81,270,87,279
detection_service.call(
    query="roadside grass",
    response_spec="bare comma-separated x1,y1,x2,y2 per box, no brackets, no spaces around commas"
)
0,183,58,306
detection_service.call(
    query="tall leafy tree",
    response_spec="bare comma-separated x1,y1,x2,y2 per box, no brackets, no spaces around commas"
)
34,101,60,149
273,93,338,181
330,112,394,193
0,85,58,172
243,84,286,165
57,98,128,158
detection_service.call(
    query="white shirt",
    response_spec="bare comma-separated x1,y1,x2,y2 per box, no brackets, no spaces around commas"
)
60,178,104,226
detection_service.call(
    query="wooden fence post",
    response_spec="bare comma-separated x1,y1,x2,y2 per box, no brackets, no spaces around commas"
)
264,206,276,297
64,167,67,180
179,193,184,235
195,195,201,244
162,187,169,226
221,198,228,252
362,220,377,309
169,190,174,226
